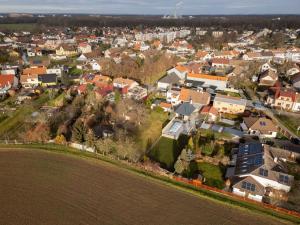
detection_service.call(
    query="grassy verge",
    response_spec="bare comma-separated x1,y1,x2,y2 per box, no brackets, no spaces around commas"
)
0,143,299,223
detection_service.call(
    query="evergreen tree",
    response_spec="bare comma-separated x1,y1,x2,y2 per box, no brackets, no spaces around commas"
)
72,119,87,143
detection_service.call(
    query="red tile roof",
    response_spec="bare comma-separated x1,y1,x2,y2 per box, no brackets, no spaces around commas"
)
0,75,15,88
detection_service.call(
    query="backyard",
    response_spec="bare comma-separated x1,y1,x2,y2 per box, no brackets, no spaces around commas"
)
190,162,225,189
136,109,168,151
276,114,300,135
149,135,189,171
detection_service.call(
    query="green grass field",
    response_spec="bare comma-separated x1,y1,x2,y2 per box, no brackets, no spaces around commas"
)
149,135,189,170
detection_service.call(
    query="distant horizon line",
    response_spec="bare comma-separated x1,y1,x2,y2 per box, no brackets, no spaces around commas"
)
0,12,300,16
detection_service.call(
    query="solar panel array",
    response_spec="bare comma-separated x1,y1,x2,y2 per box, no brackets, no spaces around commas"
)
236,143,264,175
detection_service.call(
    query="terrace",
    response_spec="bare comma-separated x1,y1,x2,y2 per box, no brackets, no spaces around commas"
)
162,118,194,140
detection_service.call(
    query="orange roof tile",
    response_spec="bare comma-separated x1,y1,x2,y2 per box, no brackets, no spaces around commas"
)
22,67,47,76
175,65,189,72
160,102,172,108
187,73,228,81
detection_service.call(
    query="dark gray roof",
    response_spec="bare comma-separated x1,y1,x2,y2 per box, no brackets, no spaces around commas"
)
185,79,204,88
38,74,57,83
175,102,196,116
159,73,181,85
235,143,264,175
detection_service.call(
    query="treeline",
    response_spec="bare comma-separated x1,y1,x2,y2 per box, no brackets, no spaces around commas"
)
0,15,300,30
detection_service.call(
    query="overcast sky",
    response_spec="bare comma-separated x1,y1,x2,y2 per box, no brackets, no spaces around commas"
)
0,0,299,15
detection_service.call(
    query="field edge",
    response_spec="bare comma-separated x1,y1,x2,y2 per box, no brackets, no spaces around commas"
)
0,143,299,224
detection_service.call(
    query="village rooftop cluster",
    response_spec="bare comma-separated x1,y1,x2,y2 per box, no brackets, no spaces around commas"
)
0,24,300,211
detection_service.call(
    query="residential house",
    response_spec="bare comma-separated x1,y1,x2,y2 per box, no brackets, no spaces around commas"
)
175,102,197,121
178,88,211,109
21,67,47,88
211,58,230,68
113,77,138,94
243,52,262,61
159,102,172,112
259,70,278,86
195,50,212,61
0,75,18,94
38,74,57,87
20,74,39,88
187,73,228,91
230,143,294,202
167,65,189,80
157,73,181,91
46,67,62,77
127,86,148,101
214,50,239,60
241,117,277,138
267,89,295,111
200,106,218,122
78,42,92,54
56,44,78,57
213,94,247,114
166,87,181,105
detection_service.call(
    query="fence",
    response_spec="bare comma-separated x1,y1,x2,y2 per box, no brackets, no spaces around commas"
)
173,176,300,219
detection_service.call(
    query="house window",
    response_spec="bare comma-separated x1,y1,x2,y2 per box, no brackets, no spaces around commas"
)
279,174,289,184
241,182,255,192
259,168,268,177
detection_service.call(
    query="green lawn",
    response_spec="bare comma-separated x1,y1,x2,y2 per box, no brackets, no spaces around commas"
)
149,135,189,171
47,93,66,107
198,129,233,140
0,106,34,138
190,162,225,189
136,109,168,151
276,114,300,135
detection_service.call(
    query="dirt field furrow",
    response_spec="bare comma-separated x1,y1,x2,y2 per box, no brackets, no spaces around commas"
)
0,149,291,225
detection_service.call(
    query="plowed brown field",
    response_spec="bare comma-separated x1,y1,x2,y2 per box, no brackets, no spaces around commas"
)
0,149,289,225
